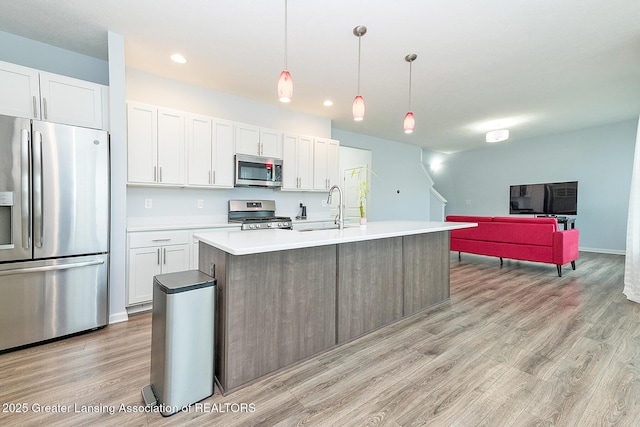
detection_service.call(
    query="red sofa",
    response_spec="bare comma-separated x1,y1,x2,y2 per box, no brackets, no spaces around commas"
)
446,215,580,276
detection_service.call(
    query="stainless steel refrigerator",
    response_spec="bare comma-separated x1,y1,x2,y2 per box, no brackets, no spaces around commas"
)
0,114,109,351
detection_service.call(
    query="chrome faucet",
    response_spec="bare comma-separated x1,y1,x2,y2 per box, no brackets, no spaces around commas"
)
327,185,345,229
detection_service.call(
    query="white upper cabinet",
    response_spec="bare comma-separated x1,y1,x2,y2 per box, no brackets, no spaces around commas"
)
156,108,186,185
234,123,282,158
0,61,40,119
127,102,157,184
127,102,185,186
0,61,106,129
282,133,313,191
187,114,234,188
313,138,340,191
259,127,282,158
39,72,105,129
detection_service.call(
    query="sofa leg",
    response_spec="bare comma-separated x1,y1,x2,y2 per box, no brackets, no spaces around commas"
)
557,265,562,277
499,257,503,265
571,260,576,270
458,252,461,260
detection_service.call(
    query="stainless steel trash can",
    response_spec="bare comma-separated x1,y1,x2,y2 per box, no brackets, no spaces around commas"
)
142,270,215,416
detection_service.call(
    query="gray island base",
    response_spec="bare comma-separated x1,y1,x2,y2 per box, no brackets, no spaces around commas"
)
195,220,475,394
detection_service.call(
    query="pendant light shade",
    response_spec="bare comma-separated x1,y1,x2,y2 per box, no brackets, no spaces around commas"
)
404,54,417,134
278,70,293,103
352,95,365,121
403,111,415,134
278,0,292,103
352,25,367,121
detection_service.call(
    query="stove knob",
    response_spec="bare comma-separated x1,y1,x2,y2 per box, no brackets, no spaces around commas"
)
267,223,273,228
277,222,283,227
250,224,256,229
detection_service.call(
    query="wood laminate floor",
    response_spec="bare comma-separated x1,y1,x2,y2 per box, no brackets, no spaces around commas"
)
1,251,638,426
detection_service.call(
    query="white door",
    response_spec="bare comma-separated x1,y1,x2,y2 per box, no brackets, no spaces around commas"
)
162,244,190,274
340,146,373,221
0,60,40,119
39,72,104,129
128,247,162,305
127,102,158,184
344,167,363,220
187,114,213,186
157,108,185,185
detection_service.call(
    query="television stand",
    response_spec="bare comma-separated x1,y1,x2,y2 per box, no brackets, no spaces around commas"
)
536,215,575,230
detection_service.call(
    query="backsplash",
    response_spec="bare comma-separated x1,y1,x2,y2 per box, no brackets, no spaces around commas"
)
126,186,332,226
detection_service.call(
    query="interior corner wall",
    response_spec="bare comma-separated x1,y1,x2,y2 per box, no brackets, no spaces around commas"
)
0,30,108,84
332,129,431,221
430,119,638,253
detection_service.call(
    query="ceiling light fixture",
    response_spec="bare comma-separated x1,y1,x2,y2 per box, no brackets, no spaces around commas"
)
277,0,293,103
486,129,510,143
323,100,334,107
170,54,187,64
403,53,417,134
352,25,367,121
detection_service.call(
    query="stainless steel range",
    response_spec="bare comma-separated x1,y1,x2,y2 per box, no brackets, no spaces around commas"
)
228,200,292,230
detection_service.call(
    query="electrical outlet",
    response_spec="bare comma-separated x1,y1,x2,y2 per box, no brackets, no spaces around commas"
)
322,199,327,207
144,198,152,209
197,199,204,209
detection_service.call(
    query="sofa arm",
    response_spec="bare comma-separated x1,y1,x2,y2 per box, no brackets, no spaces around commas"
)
552,229,580,264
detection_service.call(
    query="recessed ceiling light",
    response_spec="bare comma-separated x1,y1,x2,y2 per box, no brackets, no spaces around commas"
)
486,129,509,143
323,100,333,107
170,54,187,64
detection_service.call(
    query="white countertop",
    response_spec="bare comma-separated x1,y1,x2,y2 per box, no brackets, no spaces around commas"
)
194,220,477,255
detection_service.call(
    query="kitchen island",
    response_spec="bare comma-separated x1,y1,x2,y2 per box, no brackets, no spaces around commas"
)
195,220,475,394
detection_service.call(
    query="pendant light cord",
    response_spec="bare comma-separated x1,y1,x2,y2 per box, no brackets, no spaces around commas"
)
283,0,288,70
357,34,362,94
408,60,412,110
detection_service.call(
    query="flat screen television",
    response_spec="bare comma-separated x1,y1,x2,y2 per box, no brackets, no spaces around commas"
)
509,181,578,215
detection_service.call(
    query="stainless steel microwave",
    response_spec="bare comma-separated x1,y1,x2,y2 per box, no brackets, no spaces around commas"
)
235,154,283,188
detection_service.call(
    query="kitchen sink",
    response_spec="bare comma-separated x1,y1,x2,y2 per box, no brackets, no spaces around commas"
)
296,224,356,232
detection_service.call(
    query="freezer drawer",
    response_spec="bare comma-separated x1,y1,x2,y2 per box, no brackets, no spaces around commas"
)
0,254,108,351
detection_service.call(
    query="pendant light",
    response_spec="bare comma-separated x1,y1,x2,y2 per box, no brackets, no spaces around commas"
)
352,25,367,121
403,54,417,134
277,0,293,103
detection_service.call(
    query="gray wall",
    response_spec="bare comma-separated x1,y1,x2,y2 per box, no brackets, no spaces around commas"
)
426,120,638,253
0,30,108,84
333,129,432,221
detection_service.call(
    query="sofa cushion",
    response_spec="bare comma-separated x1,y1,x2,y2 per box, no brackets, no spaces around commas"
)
454,222,556,246
493,216,558,232
446,215,493,223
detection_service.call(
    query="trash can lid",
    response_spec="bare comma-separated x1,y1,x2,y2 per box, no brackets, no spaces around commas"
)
153,270,216,294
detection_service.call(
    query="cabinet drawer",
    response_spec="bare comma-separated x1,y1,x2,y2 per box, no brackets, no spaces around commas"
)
128,230,190,248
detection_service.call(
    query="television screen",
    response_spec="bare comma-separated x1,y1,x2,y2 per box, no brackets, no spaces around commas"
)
509,181,578,215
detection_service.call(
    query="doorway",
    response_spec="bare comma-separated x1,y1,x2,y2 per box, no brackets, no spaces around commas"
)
339,146,372,222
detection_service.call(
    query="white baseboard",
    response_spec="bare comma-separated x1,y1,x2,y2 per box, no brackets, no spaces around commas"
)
579,247,626,255
126,303,152,315
109,311,129,324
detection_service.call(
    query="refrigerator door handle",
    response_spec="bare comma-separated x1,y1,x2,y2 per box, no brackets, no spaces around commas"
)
20,129,32,249
0,259,105,277
32,130,44,248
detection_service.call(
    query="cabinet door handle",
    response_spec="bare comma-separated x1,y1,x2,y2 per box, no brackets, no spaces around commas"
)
208,170,211,184
152,238,171,242
159,167,163,182
257,142,261,155
32,96,37,118
157,248,160,265
42,98,48,120
213,170,216,184
154,166,157,182
163,248,166,265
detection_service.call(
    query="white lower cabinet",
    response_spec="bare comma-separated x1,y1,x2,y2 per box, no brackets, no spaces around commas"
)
127,230,190,306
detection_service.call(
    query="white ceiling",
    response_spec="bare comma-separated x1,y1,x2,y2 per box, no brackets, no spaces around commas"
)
1,0,639,153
